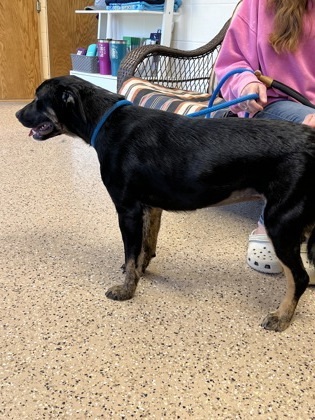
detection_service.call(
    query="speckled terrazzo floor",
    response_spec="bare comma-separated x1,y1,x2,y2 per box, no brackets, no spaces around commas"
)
1,101,315,419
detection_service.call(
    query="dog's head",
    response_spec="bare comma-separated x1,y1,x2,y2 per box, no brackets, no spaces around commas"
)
16,75,122,141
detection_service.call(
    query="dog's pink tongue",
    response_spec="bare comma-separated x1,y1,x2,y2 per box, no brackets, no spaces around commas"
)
29,129,33,137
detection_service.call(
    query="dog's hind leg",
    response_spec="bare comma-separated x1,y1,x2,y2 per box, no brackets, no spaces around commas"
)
139,207,162,274
306,224,315,264
261,218,309,332
106,205,144,301
261,264,306,331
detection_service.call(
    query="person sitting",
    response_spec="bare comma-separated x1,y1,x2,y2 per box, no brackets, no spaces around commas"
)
214,0,315,274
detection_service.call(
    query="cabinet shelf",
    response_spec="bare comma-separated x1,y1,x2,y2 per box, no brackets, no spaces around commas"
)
70,70,117,91
76,10,168,15
73,0,177,92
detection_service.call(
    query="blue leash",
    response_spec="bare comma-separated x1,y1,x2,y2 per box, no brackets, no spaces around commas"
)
90,99,132,148
90,69,258,145
187,68,259,118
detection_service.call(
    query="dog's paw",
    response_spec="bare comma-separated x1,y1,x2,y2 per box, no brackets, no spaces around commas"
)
261,312,291,332
106,284,135,301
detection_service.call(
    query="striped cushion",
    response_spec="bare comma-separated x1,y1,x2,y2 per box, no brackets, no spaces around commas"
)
119,77,224,115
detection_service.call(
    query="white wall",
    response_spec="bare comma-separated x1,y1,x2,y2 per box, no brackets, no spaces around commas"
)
172,0,238,50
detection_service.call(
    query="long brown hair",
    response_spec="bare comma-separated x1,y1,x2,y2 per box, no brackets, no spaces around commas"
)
267,0,309,53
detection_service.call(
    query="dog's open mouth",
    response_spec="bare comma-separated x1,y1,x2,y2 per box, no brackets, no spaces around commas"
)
29,121,56,140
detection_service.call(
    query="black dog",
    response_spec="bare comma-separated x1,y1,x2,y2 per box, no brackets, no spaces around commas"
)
16,75,315,331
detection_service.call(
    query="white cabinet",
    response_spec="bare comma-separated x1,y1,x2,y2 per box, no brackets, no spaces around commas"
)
70,0,177,92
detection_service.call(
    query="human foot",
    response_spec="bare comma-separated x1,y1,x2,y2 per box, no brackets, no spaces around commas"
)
247,228,283,274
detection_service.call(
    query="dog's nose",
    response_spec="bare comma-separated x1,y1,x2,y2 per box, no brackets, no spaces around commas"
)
15,109,22,120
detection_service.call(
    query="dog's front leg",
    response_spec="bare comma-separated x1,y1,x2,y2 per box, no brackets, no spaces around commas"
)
106,207,143,301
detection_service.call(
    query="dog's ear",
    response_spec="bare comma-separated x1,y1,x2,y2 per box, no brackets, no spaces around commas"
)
61,89,87,124
62,90,75,105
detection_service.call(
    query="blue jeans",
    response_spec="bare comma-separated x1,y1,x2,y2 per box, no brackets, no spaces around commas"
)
253,100,315,224
254,100,315,123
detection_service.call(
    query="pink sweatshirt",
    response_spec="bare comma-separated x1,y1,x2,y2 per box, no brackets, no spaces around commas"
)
214,0,315,115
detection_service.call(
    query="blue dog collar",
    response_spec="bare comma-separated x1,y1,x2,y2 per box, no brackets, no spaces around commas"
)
90,99,132,148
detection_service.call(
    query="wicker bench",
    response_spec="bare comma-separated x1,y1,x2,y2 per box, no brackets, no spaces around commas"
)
116,18,232,115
